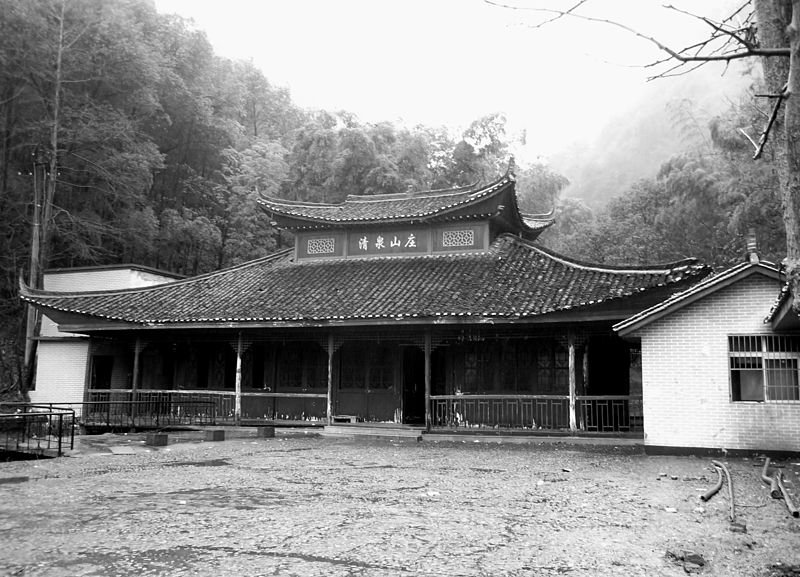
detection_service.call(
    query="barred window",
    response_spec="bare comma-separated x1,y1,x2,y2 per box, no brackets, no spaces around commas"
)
729,335,800,402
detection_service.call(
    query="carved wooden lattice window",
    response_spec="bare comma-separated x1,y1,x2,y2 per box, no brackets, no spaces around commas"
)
307,237,335,255
442,229,474,248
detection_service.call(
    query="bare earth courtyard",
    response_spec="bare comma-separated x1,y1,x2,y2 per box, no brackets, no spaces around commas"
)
1,431,798,577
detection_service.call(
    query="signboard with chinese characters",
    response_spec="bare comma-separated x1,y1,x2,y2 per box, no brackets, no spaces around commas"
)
346,228,429,256
295,223,488,260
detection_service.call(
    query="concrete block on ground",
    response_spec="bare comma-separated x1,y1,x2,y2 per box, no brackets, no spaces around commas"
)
205,429,225,442
257,425,275,438
145,432,168,447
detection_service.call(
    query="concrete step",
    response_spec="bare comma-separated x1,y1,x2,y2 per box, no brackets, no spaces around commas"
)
321,424,423,440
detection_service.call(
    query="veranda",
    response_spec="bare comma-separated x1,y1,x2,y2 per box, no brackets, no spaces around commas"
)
81,325,642,435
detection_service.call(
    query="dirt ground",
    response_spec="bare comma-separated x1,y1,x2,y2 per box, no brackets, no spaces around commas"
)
0,431,798,577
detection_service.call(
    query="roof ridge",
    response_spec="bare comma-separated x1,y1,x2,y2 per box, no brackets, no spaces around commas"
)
614,260,782,334
495,234,705,274
259,177,515,225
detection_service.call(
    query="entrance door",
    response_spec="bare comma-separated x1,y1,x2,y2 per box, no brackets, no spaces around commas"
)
90,355,114,389
402,347,425,424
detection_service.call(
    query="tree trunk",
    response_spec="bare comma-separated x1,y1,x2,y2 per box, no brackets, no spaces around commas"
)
786,1,800,300
754,1,800,300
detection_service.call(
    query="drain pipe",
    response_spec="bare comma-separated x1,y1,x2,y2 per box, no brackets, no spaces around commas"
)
700,465,723,502
761,457,799,518
775,471,800,518
761,457,782,499
711,460,735,522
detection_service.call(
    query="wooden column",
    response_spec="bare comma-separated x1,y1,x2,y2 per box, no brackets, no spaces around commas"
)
581,342,589,430
568,333,577,432
424,331,432,431
235,332,243,425
326,334,334,425
131,337,143,425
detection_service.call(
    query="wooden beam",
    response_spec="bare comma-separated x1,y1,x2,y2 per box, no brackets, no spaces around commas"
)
424,331,432,431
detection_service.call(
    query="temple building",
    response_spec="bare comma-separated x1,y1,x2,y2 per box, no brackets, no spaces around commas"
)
21,172,710,435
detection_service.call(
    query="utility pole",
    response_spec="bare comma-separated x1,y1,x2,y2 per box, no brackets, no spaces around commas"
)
24,0,66,385
24,150,47,371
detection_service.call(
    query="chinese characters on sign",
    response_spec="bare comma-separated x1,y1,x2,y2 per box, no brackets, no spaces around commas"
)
348,229,427,255
358,234,416,251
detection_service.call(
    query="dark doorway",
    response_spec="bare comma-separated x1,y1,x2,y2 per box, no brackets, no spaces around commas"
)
587,336,631,395
402,347,425,424
90,355,114,389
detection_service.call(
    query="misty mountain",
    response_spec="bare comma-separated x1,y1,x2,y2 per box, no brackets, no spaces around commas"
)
550,65,754,209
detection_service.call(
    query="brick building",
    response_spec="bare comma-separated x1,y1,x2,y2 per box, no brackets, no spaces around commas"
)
615,257,800,454
22,173,710,435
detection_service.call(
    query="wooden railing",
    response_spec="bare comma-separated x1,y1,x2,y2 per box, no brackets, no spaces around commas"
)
430,394,643,433
430,394,570,430
577,395,643,433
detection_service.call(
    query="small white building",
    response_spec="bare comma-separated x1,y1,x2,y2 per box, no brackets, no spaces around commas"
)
615,258,800,455
31,265,182,409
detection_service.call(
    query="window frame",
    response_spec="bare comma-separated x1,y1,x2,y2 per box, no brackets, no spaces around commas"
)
728,335,800,403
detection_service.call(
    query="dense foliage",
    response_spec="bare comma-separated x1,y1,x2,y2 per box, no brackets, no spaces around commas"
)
0,0,566,393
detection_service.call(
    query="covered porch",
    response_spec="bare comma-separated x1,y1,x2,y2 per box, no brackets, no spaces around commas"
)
80,324,643,435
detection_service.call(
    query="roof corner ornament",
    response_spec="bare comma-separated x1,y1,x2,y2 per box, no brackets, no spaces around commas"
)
506,156,516,179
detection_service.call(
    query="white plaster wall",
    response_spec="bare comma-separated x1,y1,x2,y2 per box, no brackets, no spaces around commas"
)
635,274,800,452
29,340,89,408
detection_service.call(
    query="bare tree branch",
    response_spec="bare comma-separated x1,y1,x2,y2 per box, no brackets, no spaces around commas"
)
485,0,790,81
738,127,759,152
753,85,788,160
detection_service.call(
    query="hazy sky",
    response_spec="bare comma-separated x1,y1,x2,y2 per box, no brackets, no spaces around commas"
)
153,0,745,159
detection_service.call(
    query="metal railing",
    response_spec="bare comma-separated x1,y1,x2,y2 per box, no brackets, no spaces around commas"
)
85,389,328,425
429,394,643,433
0,403,75,457
80,392,217,428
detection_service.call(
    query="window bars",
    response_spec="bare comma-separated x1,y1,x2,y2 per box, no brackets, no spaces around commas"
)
729,335,800,402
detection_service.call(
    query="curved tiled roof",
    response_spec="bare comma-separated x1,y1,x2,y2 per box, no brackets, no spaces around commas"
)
259,180,500,225
259,174,553,234
20,235,710,327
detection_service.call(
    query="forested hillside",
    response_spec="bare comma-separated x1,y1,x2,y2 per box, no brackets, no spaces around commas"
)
543,81,786,269
0,0,786,395
0,0,567,393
